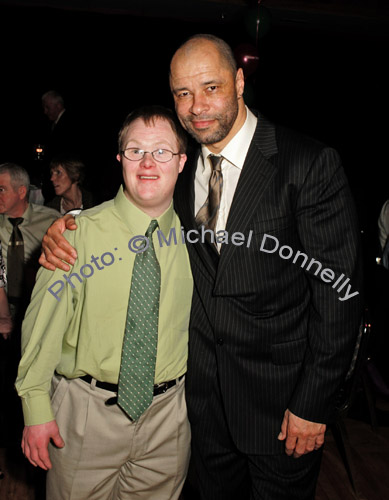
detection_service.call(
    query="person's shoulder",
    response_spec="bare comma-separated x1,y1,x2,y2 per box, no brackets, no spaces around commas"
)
76,199,115,223
380,200,389,214
253,110,331,156
30,203,60,220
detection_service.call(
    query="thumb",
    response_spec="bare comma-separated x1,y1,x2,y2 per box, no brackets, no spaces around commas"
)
278,410,289,441
51,429,65,449
64,215,77,230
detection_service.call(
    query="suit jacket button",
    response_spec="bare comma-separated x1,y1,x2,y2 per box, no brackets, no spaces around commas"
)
217,338,224,345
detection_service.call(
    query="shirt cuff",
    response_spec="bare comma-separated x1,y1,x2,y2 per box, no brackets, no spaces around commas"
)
21,394,55,426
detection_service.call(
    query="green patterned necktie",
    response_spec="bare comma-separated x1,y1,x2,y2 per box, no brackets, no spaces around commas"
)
118,219,161,420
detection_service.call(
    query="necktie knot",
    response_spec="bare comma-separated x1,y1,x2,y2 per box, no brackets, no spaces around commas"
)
195,156,224,246
146,219,159,238
9,217,24,227
209,155,223,173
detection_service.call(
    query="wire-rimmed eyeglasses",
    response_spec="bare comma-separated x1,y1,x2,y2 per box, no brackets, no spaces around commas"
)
121,148,181,163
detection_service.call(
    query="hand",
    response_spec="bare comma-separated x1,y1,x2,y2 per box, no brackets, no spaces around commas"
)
39,215,78,272
0,316,13,339
278,409,326,458
22,420,65,470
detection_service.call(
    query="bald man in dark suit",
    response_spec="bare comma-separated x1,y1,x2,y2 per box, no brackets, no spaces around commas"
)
169,34,362,500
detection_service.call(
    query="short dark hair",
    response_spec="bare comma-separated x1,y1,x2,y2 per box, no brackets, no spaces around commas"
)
49,157,85,185
118,105,187,154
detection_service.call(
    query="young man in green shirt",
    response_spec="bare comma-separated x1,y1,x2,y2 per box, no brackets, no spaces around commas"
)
16,106,193,500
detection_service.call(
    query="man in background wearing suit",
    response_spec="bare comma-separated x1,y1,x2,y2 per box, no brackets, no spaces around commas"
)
40,34,362,500
41,90,82,161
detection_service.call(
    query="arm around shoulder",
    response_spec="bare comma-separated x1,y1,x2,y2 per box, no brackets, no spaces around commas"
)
40,214,78,271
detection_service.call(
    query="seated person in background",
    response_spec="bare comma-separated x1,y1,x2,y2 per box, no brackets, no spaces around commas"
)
378,199,389,253
15,105,192,500
0,163,60,318
0,163,58,448
0,243,12,339
46,157,95,214
0,244,12,480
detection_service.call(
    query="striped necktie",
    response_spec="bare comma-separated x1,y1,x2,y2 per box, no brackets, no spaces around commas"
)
195,154,224,238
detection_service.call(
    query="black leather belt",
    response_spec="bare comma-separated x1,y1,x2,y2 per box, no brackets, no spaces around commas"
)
79,374,183,406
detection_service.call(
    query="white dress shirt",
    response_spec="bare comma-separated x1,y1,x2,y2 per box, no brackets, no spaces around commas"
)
194,107,257,239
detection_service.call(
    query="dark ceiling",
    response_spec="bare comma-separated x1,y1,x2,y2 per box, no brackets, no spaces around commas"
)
0,0,388,34
1,0,388,223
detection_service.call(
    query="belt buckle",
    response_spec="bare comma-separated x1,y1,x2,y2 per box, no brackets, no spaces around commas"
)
155,381,169,394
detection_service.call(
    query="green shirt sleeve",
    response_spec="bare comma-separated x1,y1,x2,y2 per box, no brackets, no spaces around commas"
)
15,232,76,426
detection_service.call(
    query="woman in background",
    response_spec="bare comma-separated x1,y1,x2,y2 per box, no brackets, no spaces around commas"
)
46,157,95,214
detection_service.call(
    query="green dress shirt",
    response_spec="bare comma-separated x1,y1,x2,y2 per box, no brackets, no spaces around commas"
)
15,186,193,426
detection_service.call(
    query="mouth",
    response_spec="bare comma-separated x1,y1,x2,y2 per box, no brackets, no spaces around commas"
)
139,175,158,180
191,119,215,129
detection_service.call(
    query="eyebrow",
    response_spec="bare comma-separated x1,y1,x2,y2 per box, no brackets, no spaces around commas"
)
125,141,173,148
202,79,222,86
172,79,223,93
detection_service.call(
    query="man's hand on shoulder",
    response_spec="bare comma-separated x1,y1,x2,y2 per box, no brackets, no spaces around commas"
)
39,214,78,272
278,409,326,458
22,420,65,470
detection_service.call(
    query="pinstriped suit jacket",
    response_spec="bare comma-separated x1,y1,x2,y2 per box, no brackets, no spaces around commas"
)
174,112,362,454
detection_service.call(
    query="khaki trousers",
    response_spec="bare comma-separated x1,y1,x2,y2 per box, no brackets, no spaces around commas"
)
47,375,190,500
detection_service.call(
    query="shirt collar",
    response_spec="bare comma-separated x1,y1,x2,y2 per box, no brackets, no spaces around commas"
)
113,185,174,236
201,106,257,170
54,109,66,125
3,203,31,226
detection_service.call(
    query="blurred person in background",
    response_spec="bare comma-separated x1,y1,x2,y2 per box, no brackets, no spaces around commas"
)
46,157,95,214
0,242,12,339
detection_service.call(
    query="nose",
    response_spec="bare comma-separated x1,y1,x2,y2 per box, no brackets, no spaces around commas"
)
190,92,209,116
140,151,156,167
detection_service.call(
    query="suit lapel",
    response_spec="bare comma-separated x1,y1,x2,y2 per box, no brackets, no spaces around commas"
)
215,114,278,284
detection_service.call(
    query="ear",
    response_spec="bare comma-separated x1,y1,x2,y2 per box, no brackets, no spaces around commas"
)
178,154,187,174
116,153,122,163
235,68,245,99
18,185,27,200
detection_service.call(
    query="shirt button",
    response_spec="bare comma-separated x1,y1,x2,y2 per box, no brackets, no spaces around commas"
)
217,338,224,346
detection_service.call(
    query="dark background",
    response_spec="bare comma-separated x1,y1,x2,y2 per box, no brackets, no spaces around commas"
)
1,0,388,301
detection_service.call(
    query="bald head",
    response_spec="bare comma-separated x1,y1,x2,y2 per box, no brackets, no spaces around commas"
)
170,34,237,77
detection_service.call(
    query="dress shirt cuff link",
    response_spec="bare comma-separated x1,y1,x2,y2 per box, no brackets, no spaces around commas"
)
21,394,55,426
